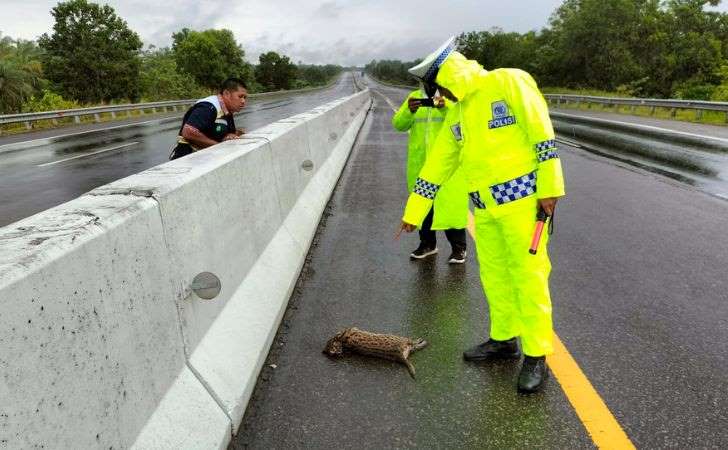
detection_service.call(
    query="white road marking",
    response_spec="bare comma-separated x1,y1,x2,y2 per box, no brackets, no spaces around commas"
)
37,142,140,167
553,111,728,143
373,90,399,112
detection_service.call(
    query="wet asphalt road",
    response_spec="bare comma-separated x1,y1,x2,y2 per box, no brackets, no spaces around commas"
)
0,74,357,227
233,79,728,448
550,107,728,200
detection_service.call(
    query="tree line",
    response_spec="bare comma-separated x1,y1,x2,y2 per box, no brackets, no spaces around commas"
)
366,0,728,101
0,0,342,114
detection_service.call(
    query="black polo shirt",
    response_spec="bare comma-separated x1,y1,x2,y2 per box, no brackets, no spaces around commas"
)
178,97,236,147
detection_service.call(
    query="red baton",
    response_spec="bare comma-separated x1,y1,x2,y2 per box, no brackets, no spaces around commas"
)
529,209,550,255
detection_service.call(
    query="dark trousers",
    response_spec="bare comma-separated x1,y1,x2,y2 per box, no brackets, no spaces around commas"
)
169,143,195,160
419,207,466,251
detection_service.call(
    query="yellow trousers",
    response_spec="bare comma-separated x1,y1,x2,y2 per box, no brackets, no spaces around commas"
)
474,199,554,356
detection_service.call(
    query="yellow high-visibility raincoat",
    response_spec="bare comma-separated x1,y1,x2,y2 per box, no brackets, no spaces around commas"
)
402,52,566,356
392,89,468,230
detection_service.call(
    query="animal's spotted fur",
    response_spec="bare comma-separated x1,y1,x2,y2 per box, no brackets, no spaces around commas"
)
323,327,428,378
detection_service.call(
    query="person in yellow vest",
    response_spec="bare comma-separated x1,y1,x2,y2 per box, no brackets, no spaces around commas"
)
398,37,566,393
392,85,469,263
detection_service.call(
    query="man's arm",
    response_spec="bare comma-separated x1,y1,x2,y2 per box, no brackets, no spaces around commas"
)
392,92,418,131
401,105,464,229
182,124,218,149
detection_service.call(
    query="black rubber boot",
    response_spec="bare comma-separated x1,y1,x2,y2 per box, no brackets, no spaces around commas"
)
463,338,521,361
517,356,549,393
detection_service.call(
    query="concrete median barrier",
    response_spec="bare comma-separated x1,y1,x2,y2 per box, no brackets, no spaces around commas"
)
0,89,371,449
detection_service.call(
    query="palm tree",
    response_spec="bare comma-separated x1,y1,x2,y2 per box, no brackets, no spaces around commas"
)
0,35,44,113
0,59,34,114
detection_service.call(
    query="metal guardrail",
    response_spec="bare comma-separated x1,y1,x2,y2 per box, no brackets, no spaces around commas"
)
544,94,728,122
0,100,196,130
0,75,346,134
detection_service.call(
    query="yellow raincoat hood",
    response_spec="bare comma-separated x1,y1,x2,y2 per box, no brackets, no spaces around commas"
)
434,51,488,102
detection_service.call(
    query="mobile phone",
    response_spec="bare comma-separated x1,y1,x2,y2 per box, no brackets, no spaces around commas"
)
416,98,435,107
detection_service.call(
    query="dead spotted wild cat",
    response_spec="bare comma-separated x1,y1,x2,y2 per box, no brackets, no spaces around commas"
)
323,327,428,379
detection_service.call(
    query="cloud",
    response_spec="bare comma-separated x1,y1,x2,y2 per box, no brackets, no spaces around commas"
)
4,0,728,66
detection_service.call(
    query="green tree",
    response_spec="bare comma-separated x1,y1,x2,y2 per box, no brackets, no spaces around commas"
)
458,29,538,72
542,0,649,90
38,0,142,103
172,28,252,90
0,33,47,113
364,59,420,85
296,64,342,87
255,51,297,90
658,0,725,98
0,59,35,113
711,64,728,100
139,46,206,100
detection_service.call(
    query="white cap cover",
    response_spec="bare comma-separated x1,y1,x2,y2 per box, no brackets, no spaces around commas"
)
408,36,456,83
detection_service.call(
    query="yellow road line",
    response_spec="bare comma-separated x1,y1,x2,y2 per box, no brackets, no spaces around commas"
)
466,210,634,449
550,334,635,449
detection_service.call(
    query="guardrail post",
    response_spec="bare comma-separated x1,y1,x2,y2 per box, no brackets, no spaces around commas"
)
725,111,728,123
670,108,677,118
139,109,145,116
650,106,656,116
110,111,116,119
695,109,702,121
127,110,132,118
93,113,101,123
25,121,32,130
74,116,81,124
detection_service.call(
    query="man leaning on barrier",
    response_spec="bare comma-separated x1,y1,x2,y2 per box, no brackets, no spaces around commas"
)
169,77,248,160
397,37,566,393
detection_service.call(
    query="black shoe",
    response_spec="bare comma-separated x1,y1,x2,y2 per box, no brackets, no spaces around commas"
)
463,338,521,361
448,249,466,264
410,243,438,260
518,356,549,393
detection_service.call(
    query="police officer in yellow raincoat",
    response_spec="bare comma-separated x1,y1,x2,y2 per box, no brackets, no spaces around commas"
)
392,86,469,263
398,37,565,393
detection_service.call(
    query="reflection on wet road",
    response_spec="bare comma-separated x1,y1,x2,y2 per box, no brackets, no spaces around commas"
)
0,74,357,227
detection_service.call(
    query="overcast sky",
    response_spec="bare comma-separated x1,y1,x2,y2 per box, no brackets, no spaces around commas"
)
3,0,728,66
